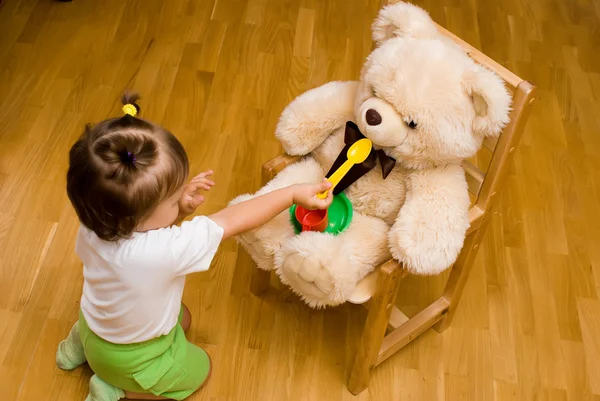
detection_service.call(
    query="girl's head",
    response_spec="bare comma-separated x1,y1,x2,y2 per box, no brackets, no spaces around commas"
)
67,93,189,241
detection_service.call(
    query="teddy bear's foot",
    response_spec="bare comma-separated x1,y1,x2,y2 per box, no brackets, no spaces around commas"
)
276,233,348,308
279,252,334,303
275,214,392,308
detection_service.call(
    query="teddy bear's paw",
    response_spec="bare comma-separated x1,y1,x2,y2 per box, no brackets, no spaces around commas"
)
236,209,297,272
237,228,294,272
235,222,269,258
388,226,458,276
274,233,361,308
280,253,336,304
237,228,271,256
237,234,276,271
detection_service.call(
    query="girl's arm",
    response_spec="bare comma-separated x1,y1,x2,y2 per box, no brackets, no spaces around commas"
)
210,181,332,240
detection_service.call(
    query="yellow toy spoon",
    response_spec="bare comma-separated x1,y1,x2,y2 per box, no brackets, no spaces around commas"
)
317,138,373,199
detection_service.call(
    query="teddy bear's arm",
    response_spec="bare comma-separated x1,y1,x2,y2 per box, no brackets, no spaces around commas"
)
388,164,471,276
275,81,359,156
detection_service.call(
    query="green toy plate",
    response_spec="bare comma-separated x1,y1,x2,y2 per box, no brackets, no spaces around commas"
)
289,192,353,235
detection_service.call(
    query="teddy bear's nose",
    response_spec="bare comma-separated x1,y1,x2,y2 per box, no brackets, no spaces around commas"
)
365,109,382,126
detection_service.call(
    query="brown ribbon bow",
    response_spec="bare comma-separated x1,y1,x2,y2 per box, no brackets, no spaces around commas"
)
325,121,396,195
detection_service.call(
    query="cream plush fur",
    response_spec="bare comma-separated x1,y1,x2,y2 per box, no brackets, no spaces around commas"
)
230,2,511,308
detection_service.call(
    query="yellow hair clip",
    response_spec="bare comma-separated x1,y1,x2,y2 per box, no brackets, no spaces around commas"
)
122,104,137,117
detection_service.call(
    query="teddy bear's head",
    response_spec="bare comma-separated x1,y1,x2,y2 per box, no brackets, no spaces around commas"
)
354,2,512,168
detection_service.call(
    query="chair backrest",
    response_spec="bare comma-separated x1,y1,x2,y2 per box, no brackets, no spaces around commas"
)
434,24,537,235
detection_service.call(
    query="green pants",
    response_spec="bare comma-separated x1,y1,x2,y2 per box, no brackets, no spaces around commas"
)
79,309,211,400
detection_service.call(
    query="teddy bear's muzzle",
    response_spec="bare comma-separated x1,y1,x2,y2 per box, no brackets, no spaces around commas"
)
358,97,407,147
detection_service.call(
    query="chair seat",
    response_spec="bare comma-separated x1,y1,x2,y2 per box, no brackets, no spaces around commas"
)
348,271,379,304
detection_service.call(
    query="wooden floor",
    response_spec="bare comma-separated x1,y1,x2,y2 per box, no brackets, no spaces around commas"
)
1,0,600,399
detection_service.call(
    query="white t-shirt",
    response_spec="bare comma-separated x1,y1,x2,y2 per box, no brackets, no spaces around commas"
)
77,216,224,344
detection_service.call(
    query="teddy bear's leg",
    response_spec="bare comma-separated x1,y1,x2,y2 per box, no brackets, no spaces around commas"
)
229,157,325,273
275,213,391,308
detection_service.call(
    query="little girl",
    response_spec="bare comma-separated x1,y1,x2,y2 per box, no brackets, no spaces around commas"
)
56,94,332,401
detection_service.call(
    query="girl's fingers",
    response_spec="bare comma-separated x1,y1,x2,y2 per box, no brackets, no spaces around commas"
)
196,170,214,179
190,176,212,184
191,194,205,206
319,196,333,209
185,181,214,196
313,180,332,194
189,182,210,192
191,177,215,187
315,190,333,209
187,171,214,188
185,184,199,195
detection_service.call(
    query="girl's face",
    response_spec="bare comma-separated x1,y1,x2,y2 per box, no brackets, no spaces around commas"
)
136,184,186,232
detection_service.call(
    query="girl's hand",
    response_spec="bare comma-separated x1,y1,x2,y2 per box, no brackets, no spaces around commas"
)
179,170,215,216
292,180,333,210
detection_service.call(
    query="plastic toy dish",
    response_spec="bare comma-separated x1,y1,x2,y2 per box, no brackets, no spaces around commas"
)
290,192,353,235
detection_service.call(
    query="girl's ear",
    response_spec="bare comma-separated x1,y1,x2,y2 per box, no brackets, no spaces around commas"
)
372,2,438,46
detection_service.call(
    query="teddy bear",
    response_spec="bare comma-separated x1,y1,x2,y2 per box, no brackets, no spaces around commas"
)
230,1,511,308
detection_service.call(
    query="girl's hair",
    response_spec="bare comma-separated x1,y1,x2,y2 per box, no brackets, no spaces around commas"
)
67,93,189,241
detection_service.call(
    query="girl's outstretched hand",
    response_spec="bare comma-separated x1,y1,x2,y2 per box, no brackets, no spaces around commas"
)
179,170,215,216
292,180,333,210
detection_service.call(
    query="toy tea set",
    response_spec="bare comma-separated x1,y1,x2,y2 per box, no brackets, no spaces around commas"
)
290,138,373,235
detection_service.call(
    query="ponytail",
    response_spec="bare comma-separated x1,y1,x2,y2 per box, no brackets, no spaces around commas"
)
121,92,141,118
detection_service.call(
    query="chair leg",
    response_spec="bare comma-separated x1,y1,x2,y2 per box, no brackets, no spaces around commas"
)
434,308,452,333
433,277,460,333
250,267,271,296
434,228,484,333
348,261,404,395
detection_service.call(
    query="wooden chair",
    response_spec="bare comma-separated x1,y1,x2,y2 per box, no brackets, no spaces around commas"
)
247,22,536,395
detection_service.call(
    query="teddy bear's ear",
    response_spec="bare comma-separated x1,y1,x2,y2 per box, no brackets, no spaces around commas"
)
464,65,512,137
372,2,438,45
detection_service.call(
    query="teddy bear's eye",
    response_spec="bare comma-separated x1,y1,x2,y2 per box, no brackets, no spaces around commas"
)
407,120,417,129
